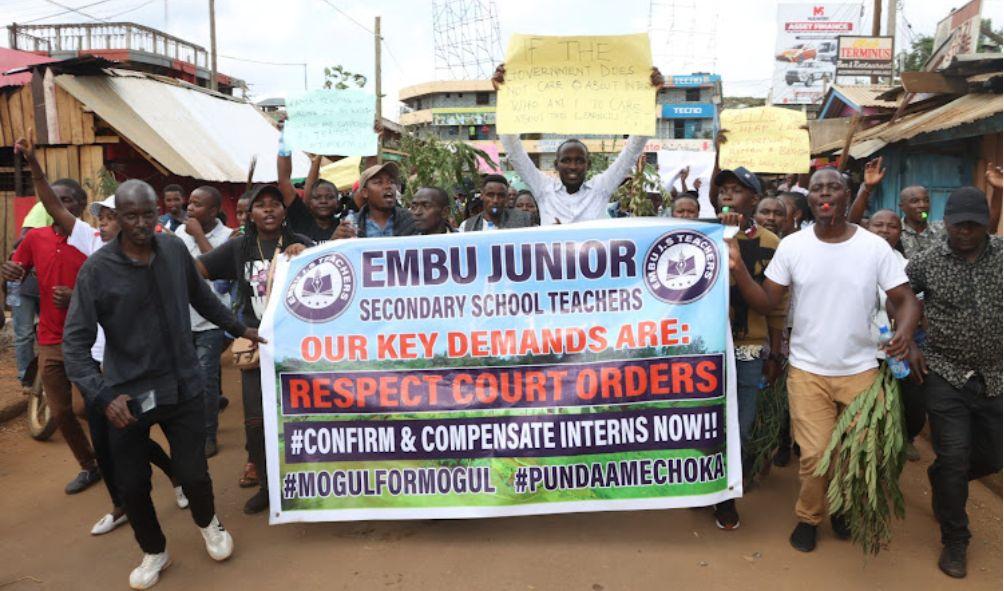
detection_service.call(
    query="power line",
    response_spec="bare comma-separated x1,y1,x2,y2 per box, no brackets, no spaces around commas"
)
219,54,306,67
101,0,158,20
22,0,118,23
381,39,405,75
40,0,105,21
316,0,373,35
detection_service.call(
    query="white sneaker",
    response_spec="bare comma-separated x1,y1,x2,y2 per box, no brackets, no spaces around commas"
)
91,512,128,535
129,552,171,590
199,515,233,561
174,486,189,509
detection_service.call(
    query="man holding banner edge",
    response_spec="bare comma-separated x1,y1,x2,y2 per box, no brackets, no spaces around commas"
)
493,64,663,225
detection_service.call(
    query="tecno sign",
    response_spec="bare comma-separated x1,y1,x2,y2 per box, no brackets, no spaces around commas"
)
662,103,714,118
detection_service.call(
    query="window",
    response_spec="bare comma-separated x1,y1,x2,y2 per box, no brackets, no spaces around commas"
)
476,92,490,105
673,120,686,138
415,99,422,110
685,88,701,102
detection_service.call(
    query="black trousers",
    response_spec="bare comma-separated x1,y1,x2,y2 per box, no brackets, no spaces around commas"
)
900,377,927,441
87,400,174,508
108,395,215,554
924,372,1002,546
242,368,267,493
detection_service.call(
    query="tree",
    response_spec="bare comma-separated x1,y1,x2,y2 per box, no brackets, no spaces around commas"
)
398,133,498,218
901,35,933,72
323,65,367,90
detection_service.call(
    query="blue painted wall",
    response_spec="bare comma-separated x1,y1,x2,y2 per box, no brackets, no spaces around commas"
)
865,117,1001,220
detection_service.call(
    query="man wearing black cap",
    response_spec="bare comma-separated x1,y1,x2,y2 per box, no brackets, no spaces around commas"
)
905,186,1002,579
711,167,786,531
334,162,416,239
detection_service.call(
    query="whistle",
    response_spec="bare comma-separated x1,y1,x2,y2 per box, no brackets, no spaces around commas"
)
821,203,831,212
722,206,731,213
921,211,928,220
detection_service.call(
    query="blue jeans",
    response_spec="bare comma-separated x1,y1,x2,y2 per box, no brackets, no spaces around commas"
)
193,328,227,441
12,293,38,383
735,357,764,452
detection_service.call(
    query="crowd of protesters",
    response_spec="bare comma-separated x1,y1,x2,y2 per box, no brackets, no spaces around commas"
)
2,62,1001,587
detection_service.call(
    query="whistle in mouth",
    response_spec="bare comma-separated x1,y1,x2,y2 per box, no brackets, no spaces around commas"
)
921,211,928,220
821,203,831,212
721,206,731,213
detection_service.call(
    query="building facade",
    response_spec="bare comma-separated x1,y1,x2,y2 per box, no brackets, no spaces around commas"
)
398,74,721,170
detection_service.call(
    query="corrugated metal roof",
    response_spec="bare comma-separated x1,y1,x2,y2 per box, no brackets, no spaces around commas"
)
815,92,1003,156
830,85,899,109
55,70,310,182
0,48,55,88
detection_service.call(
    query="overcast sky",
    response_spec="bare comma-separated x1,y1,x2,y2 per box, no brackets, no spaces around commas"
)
1,0,999,119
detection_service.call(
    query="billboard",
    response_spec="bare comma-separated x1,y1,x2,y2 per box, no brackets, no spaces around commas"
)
836,36,894,77
772,3,861,105
930,0,983,71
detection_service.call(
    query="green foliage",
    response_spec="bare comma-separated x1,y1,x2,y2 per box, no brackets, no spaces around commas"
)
901,36,934,72
814,364,906,555
82,168,119,201
398,133,498,213
587,138,664,217
746,367,789,481
323,65,367,90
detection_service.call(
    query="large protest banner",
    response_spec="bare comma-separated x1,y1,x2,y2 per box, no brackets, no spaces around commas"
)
719,106,810,174
284,88,377,156
496,33,656,136
260,219,739,523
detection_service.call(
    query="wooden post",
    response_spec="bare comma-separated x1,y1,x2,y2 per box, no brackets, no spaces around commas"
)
9,22,17,50
886,0,896,82
209,0,218,91
837,114,862,172
870,0,882,83
375,16,383,164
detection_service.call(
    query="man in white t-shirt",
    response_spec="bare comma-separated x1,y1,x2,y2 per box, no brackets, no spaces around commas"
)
728,167,922,553
175,186,233,458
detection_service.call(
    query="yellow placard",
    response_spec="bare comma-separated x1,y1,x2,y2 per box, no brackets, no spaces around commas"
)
318,156,362,191
718,106,810,174
496,33,655,136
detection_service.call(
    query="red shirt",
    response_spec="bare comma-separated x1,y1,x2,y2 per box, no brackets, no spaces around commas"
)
12,226,88,345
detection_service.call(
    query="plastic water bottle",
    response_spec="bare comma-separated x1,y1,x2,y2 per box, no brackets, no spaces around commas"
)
5,280,20,307
277,129,292,157
878,325,911,379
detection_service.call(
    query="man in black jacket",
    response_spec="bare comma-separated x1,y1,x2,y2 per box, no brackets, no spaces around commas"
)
63,180,263,590
334,162,417,238
462,174,533,231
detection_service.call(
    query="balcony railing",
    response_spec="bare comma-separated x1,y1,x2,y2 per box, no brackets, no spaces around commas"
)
8,22,208,69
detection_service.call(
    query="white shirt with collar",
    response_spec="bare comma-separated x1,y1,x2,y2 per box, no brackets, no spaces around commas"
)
176,220,232,332
500,134,648,225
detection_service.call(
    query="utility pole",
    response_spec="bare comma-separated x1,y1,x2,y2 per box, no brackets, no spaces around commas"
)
374,15,383,164
886,0,897,82
870,0,882,83
209,0,218,92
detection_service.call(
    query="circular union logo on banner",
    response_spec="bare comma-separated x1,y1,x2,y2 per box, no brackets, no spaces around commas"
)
284,253,355,323
643,230,720,304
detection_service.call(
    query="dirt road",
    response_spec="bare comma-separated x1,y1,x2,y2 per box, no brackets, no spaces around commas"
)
0,364,1000,591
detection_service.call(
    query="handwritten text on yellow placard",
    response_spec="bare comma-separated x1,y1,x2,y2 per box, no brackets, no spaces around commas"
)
496,33,655,136
718,107,810,174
